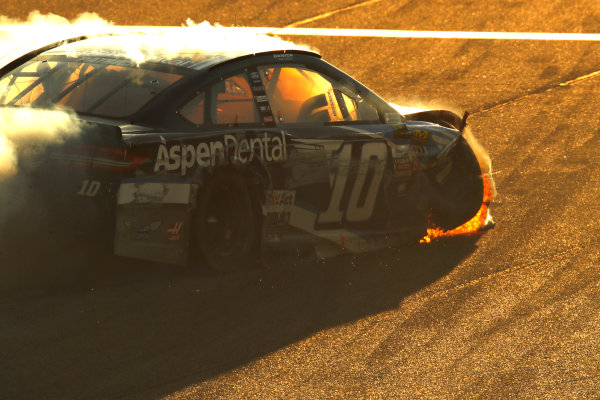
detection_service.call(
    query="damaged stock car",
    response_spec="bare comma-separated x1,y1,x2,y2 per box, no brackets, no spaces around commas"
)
0,34,486,272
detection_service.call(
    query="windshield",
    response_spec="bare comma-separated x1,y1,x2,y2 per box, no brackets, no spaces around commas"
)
0,56,184,118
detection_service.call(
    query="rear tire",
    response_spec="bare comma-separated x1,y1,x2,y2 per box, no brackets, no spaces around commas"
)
429,136,483,230
192,171,260,273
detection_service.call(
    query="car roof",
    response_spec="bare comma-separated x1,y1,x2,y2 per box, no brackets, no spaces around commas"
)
0,33,322,76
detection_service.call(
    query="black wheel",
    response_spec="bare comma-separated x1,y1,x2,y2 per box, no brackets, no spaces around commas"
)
192,171,259,273
429,136,484,230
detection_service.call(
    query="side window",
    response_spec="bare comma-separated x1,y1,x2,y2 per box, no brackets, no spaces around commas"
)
0,59,184,117
211,74,259,125
258,66,379,124
82,67,181,117
179,92,205,125
0,60,65,105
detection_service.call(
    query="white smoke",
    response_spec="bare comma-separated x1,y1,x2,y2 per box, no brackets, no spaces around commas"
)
0,108,84,270
0,108,82,178
0,11,113,69
0,133,15,176
109,20,313,64
463,126,496,198
0,108,87,287
0,12,314,69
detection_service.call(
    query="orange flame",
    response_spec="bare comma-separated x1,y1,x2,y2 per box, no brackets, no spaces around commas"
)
420,170,494,244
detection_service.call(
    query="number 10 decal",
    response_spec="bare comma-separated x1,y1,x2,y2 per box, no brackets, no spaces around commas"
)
318,141,387,224
77,179,101,197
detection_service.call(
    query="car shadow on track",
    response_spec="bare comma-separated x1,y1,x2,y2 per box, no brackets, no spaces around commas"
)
0,234,481,399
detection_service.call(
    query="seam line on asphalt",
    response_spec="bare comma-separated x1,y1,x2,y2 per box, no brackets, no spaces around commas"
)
283,0,385,28
559,69,600,86
473,69,600,115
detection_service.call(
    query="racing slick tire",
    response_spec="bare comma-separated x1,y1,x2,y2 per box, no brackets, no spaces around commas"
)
428,136,483,230
192,170,260,273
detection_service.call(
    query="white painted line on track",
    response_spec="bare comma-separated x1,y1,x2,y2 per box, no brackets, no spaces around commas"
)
246,27,600,41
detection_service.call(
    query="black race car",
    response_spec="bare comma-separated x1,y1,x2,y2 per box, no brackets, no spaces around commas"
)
0,33,486,272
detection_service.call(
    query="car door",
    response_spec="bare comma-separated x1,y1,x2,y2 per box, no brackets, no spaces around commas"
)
254,63,394,241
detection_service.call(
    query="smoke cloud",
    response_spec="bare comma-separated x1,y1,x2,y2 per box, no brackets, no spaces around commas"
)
0,12,313,70
0,107,83,251
0,108,82,178
0,11,112,69
463,127,496,198
0,108,88,289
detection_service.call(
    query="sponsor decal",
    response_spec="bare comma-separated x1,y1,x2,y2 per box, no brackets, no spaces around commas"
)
318,142,387,224
264,190,295,226
249,72,260,80
393,127,409,139
393,157,413,177
117,182,195,205
154,132,287,175
167,222,183,241
397,182,407,195
255,95,268,102
409,144,427,156
74,55,136,68
76,179,101,197
326,91,337,118
151,57,224,70
72,54,226,71
259,105,271,112
123,220,161,240
265,211,291,226
273,53,293,60
267,190,295,206
412,129,430,142
393,144,409,157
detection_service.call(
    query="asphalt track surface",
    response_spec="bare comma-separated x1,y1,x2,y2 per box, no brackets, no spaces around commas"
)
2,1,600,399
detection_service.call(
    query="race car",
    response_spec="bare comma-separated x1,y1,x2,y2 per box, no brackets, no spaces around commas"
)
0,33,485,272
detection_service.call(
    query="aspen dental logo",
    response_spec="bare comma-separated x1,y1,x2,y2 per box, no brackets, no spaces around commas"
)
154,132,287,175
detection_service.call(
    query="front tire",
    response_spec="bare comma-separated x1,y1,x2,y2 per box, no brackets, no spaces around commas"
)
192,171,259,273
428,136,483,230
